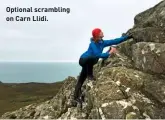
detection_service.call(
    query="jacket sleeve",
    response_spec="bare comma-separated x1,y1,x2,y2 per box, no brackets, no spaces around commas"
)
90,43,110,59
103,36,129,47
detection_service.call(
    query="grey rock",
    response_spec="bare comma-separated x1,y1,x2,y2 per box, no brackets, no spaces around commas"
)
1,1,165,119
132,42,165,74
134,1,165,28
128,27,165,43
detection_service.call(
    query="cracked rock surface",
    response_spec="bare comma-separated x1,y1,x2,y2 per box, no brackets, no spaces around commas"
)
1,1,165,119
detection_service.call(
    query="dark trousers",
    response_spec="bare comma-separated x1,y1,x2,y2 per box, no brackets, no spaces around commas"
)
74,56,98,100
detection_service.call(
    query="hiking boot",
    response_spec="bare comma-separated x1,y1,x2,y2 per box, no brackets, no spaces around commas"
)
87,76,96,81
71,98,82,107
80,92,85,102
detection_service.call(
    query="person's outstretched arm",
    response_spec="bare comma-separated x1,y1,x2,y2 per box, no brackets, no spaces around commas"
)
90,43,110,59
103,35,131,47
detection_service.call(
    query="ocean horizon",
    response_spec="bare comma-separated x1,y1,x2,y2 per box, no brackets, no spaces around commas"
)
0,62,81,83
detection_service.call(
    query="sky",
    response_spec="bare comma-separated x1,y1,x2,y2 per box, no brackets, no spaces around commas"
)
0,0,162,62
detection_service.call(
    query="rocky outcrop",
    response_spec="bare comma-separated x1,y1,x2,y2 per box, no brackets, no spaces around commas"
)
132,42,165,74
1,1,165,119
120,0,165,75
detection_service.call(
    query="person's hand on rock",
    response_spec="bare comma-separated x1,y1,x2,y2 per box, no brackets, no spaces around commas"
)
109,47,117,54
122,29,134,39
127,34,133,39
122,33,127,37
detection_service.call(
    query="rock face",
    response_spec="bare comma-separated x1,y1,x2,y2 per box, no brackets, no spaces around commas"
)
1,1,165,119
132,42,165,74
120,0,165,75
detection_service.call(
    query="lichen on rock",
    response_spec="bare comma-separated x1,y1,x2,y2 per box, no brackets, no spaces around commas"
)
1,1,165,119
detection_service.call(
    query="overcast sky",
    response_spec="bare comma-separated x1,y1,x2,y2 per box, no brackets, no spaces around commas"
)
0,0,162,62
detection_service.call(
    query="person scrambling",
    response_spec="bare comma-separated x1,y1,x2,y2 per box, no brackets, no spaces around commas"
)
73,28,133,105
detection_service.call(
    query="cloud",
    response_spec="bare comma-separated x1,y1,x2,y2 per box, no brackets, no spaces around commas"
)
0,0,162,61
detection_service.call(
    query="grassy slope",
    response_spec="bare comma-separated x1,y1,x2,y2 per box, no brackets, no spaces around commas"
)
0,81,64,116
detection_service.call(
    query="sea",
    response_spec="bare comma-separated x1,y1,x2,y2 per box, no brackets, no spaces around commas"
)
0,62,81,83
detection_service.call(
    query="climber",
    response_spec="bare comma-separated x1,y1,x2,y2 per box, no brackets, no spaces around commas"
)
72,28,133,105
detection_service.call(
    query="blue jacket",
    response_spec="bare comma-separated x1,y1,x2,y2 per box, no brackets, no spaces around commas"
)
80,36,129,59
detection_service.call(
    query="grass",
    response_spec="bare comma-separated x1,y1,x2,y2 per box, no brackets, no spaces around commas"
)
0,81,64,116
